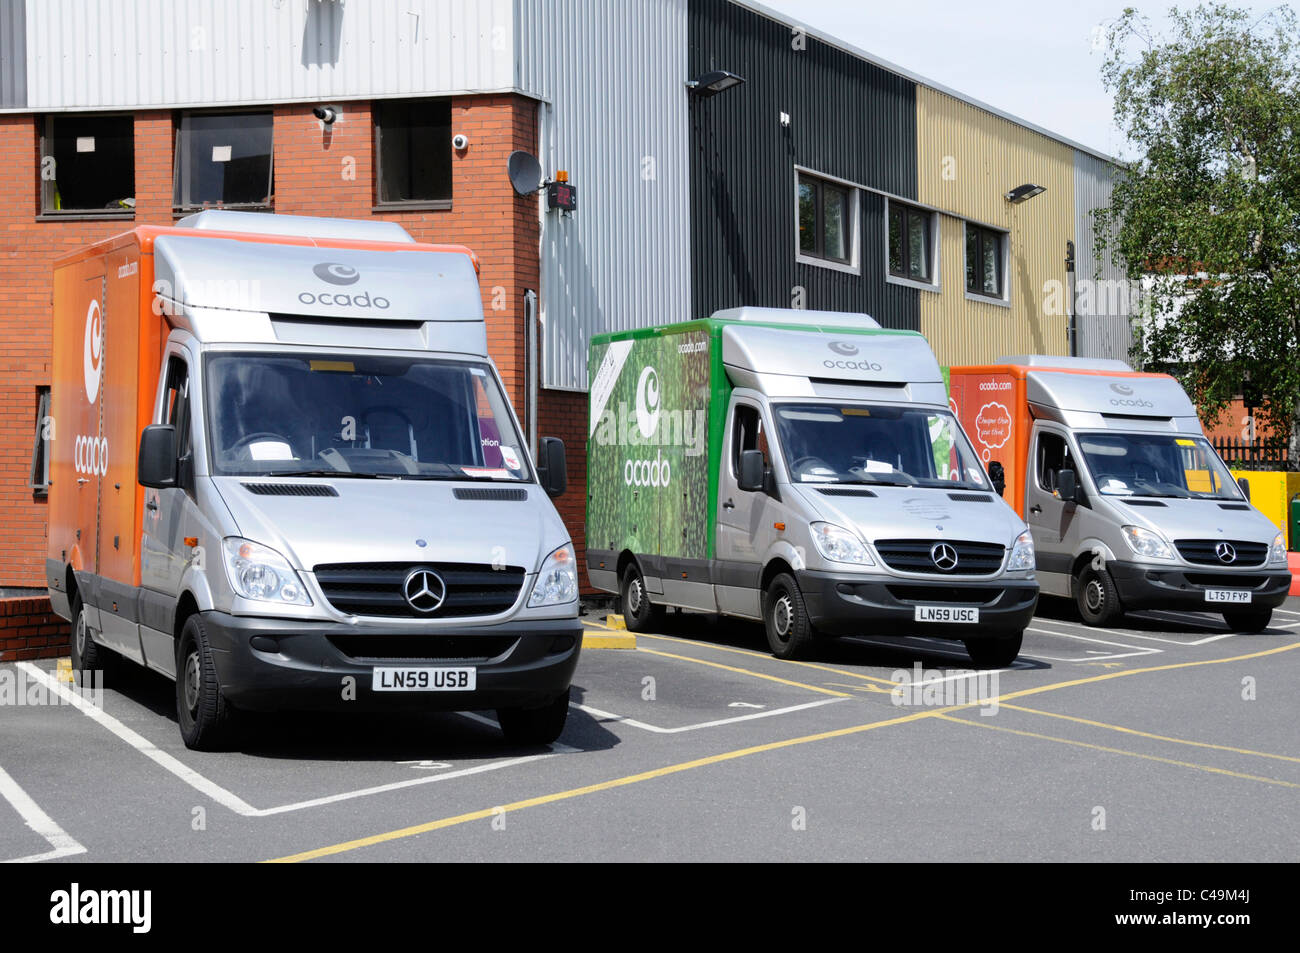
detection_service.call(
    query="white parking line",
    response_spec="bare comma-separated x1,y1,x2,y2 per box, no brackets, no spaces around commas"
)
17,662,569,819
572,697,845,734
1273,608,1300,619
1024,626,1161,662
1029,618,1237,647
0,764,87,864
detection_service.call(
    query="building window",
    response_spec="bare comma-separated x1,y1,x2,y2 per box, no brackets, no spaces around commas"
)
374,99,452,206
39,115,135,217
797,171,856,268
174,111,274,210
965,223,1006,299
888,200,935,284
29,388,50,496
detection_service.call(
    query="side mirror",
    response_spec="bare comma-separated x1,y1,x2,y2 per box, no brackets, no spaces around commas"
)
537,437,567,498
1057,468,1078,504
138,425,177,488
1237,476,1251,501
987,460,1006,497
738,449,766,492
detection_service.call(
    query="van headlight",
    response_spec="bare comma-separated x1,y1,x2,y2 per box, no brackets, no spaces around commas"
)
1122,525,1174,560
529,544,578,607
1007,530,1036,571
1268,533,1287,565
810,522,874,565
222,538,312,605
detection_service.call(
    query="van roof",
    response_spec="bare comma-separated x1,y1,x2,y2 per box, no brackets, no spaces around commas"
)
174,209,417,244
951,361,1196,419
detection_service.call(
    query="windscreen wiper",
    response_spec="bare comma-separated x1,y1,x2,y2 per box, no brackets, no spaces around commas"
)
271,469,387,479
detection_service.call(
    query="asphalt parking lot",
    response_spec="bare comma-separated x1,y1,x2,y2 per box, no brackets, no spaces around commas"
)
2,596,1298,863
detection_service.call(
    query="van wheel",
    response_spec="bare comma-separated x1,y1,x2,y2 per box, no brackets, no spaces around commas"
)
620,563,662,633
498,687,570,746
1076,565,1123,626
176,614,237,751
1223,609,1272,632
69,592,105,687
965,630,1023,668
764,573,817,660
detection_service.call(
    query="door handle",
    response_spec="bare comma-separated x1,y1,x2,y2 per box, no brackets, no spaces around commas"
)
723,499,735,510
76,477,89,486
1029,504,1042,514
146,498,159,512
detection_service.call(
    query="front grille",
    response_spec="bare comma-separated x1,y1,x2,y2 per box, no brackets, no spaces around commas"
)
328,634,518,662
1183,573,1270,589
1174,539,1268,567
242,482,338,497
874,539,1006,575
885,585,1003,605
314,562,525,618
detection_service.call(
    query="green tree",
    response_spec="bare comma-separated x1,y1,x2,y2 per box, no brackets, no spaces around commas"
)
1096,3,1300,467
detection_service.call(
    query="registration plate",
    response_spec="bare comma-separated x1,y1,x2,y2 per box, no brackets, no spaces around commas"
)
371,667,477,692
914,605,979,624
1204,590,1252,604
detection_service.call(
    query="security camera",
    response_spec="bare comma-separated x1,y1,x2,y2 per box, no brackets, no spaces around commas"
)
452,133,469,151
312,105,339,125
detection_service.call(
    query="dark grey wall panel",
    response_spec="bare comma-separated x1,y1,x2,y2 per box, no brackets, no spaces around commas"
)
0,0,26,109
688,0,919,330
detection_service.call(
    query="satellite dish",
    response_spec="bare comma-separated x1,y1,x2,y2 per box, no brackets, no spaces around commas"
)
508,151,544,196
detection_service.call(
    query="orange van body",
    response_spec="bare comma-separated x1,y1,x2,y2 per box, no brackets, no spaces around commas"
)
47,225,476,602
947,363,1180,517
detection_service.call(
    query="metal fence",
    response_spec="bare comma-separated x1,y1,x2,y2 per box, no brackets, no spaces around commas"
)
1211,437,1291,472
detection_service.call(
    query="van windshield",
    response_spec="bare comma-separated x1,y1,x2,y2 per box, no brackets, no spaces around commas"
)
204,353,531,481
772,403,992,490
1076,432,1242,500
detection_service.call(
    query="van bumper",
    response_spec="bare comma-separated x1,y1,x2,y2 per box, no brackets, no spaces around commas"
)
796,571,1039,638
198,612,582,712
1107,562,1292,612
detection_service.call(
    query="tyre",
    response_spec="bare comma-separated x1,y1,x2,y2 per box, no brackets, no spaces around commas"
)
69,591,105,687
964,630,1024,669
176,614,238,751
763,572,818,660
1223,608,1272,632
1076,564,1124,626
498,687,570,745
620,562,662,633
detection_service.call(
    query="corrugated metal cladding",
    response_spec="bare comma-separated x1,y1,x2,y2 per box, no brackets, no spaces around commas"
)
522,0,692,391
1073,150,1134,363
19,0,516,110
916,86,1075,366
0,0,25,108
687,0,919,330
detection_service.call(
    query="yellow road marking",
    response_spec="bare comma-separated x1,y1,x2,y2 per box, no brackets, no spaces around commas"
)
583,632,637,650
934,713,1300,789
635,647,850,698
582,620,614,631
264,640,1300,862
264,707,942,863
1000,704,1300,764
636,632,898,686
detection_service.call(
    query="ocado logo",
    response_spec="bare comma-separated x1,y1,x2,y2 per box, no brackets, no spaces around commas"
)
83,299,104,403
313,262,361,285
75,435,109,476
635,366,661,439
823,358,884,372
828,340,859,356
1109,398,1154,408
1109,382,1135,396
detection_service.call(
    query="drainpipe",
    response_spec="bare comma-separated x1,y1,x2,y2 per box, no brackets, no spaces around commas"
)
1065,240,1078,357
526,288,539,457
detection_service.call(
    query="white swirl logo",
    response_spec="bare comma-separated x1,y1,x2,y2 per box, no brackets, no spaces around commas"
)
83,299,104,403
313,262,360,285
635,366,661,439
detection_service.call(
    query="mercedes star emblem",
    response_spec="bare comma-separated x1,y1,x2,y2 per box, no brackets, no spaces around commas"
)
1214,541,1237,564
930,542,959,572
403,568,447,613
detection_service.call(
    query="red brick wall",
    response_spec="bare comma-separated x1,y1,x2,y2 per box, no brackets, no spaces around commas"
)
537,388,594,592
0,596,69,662
0,96,540,587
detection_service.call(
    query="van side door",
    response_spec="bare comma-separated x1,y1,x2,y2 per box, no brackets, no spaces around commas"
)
1025,423,1080,595
715,397,778,619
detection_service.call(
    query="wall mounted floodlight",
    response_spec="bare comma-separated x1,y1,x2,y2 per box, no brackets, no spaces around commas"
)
312,105,340,125
686,70,746,97
1005,183,1045,203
